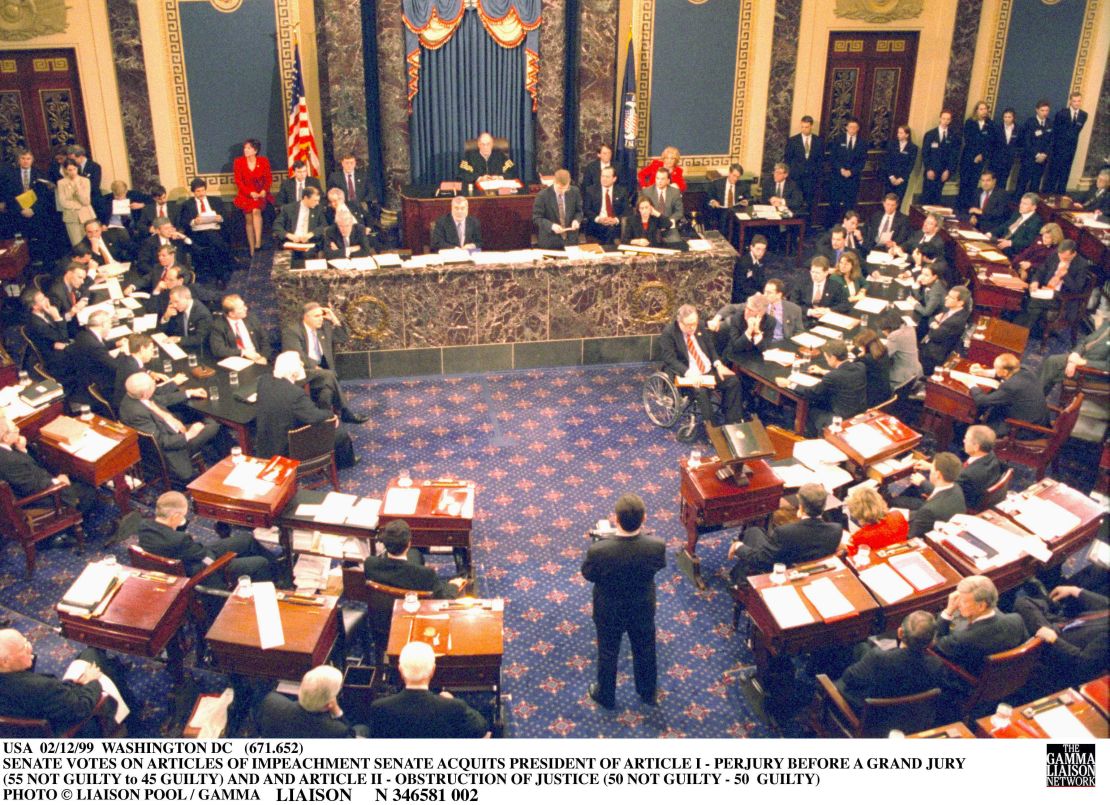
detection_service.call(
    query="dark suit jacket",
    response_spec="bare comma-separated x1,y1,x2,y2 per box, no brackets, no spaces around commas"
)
922,127,961,174
1039,590,1108,684
77,159,102,195
208,313,270,361
881,141,918,185
369,688,488,739
992,213,1043,255
837,646,947,714
865,209,910,248
430,214,482,251
322,224,373,260
970,367,1050,429
579,159,612,195
1020,116,1054,160
253,374,330,459
119,393,198,482
709,176,748,209
174,195,224,237
160,300,212,354
457,148,516,184
363,555,457,599
731,517,842,580
907,484,967,538
1051,107,1086,153
784,132,824,182
760,178,805,214
813,234,861,271
135,518,210,576
792,276,849,316
0,669,104,735
766,299,804,339
920,306,970,367
532,185,584,249
0,445,55,498
257,692,354,739
898,229,943,255
1077,186,1110,216
63,329,117,404
326,168,374,210
26,312,70,365
620,213,669,247
828,136,868,186
972,187,1010,232
47,278,87,326
581,533,666,625
1,164,53,213
723,312,776,362
281,320,346,372
583,183,629,240
992,123,1021,177
732,254,766,302
137,201,179,234
797,360,869,419
960,118,998,172
659,320,722,378
935,610,1028,675
274,176,323,209
272,202,327,244
1032,255,1090,294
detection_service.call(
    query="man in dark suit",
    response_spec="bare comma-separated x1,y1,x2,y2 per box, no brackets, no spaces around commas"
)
457,131,516,186
159,286,212,355
579,143,613,196
920,111,960,205
1039,304,1109,395
583,165,627,245
326,153,375,218
0,148,56,258
659,304,744,424
208,294,270,363
729,482,840,582
920,284,971,376
369,641,489,738
258,666,359,738
143,258,196,318
363,520,465,597
274,161,323,209
957,102,997,211
254,352,356,468
62,311,122,409
135,491,277,581
907,452,967,538
22,288,70,375
430,195,482,252
992,108,1021,188
1016,101,1053,194
706,163,748,232
1015,583,1107,693
760,162,805,216
48,263,90,337
891,212,944,258
728,235,767,304
280,301,366,423
935,575,1027,676
835,610,947,715
826,117,867,226
970,353,1050,436
532,170,583,249
581,494,666,709
273,187,327,258
322,208,374,260
813,226,859,269
136,186,177,234
69,146,102,196
991,192,1043,257
967,170,1009,233
896,426,1003,514
111,332,197,410
1046,93,1087,194
710,292,775,363
119,373,223,483
644,167,685,243
0,628,127,736
1074,167,1110,215
912,257,948,330
790,339,868,436
0,414,97,516
792,256,849,319
866,193,910,250
134,218,193,290
1018,239,1090,339
77,218,123,267
783,116,823,219
176,179,233,285
762,279,804,340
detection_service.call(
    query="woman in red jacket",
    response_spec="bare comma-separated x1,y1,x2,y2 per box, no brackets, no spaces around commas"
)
638,146,685,192
843,486,908,557
233,138,273,257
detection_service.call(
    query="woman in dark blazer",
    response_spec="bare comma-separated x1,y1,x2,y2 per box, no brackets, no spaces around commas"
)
853,328,893,408
881,125,918,205
621,197,669,246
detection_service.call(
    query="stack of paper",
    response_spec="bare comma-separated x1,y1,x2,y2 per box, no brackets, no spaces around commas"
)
893,298,917,311
70,429,119,461
866,250,894,265
794,439,849,468
1030,288,1056,300
810,326,843,340
818,311,861,330
854,296,889,314
786,371,821,387
948,370,999,390
1034,705,1094,739
60,563,119,611
759,585,815,628
346,497,381,528
956,229,991,241
188,689,233,740
252,582,285,650
840,422,892,456
222,460,274,497
762,348,796,367
383,486,421,515
801,576,855,621
150,333,187,360
858,563,914,602
686,239,711,251
791,332,827,349
1007,496,1081,542
293,555,331,593
888,552,947,590
313,492,358,525
871,452,916,476
64,660,130,723
751,205,782,220
217,356,254,372
373,253,404,268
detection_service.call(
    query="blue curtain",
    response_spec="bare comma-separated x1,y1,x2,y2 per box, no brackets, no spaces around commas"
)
409,10,534,184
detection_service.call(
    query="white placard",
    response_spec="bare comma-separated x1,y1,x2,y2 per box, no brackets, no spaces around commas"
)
252,582,285,650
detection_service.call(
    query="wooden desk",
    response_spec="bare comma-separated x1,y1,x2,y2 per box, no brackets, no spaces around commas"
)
975,687,1109,739
925,509,1034,595
401,187,541,253
3,392,63,442
678,457,783,587
57,563,192,680
732,215,806,255
187,455,299,530
180,358,270,453
380,478,474,568
740,557,880,672
205,592,339,679
992,478,1105,569
908,722,976,739
276,488,379,576
922,357,981,447
845,539,963,630
965,316,1029,367
1038,195,1110,273
822,411,921,475
385,598,504,692
0,238,30,281
1079,675,1108,717
35,415,140,514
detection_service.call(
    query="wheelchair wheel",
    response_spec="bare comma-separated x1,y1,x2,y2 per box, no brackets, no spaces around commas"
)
675,410,700,442
643,371,683,428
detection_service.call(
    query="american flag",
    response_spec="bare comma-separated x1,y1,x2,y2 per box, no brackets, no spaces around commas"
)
286,37,320,177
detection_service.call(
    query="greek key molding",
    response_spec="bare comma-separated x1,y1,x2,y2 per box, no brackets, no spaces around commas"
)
982,0,1013,114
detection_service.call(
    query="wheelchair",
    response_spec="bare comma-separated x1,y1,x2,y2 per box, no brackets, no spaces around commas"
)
642,370,720,443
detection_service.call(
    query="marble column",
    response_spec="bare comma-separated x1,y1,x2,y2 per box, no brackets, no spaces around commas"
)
575,0,619,176
941,0,984,120
1083,62,1109,178
535,0,567,174
376,0,411,205
315,0,369,170
104,0,158,190
761,0,802,182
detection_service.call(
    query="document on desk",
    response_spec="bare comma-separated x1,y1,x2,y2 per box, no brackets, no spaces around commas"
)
71,429,119,461
150,332,187,360
853,296,889,314
60,563,119,610
790,332,826,350
105,324,132,342
793,438,849,468
840,422,892,456
762,348,797,367
253,582,285,650
64,659,130,724
77,301,114,326
1007,496,1081,542
866,250,894,265
383,486,421,515
1034,704,1093,739
893,298,917,312
217,356,254,372
345,497,381,528
770,460,817,489
818,312,861,330
314,492,358,525
131,313,157,333
888,552,947,591
759,585,815,629
858,563,914,602
956,229,991,241
786,371,821,387
802,576,856,621
222,461,274,497
948,370,999,390
189,689,233,740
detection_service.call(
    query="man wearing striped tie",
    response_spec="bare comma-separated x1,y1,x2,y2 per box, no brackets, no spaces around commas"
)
659,304,744,427
208,294,270,364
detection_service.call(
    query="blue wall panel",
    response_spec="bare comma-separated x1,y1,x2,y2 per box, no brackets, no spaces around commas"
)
649,0,739,156
178,0,288,175
995,0,1084,120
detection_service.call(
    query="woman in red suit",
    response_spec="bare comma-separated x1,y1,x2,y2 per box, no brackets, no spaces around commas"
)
842,486,908,557
638,145,685,192
233,138,273,256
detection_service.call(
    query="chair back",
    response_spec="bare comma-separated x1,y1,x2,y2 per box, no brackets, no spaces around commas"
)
32,363,56,383
463,136,510,152
128,543,186,574
1046,392,1084,456
963,636,1044,714
18,325,44,369
287,416,339,490
859,687,941,738
866,394,898,414
87,382,116,420
975,466,1013,513
0,715,53,738
135,429,174,492
0,481,31,540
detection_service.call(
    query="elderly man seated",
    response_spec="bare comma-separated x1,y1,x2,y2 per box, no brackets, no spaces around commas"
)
934,575,1027,676
257,665,363,738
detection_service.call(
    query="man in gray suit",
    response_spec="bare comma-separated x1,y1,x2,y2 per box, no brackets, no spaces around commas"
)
1039,303,1109,395
644,167,684,243
762,279,804,340
532,169,583,249
280,301,367,423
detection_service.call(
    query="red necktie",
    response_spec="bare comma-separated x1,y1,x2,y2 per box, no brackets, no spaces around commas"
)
347,174,356,203
68,288,76,307
234,320,245,349
1047,264,1069,291
200,197,208,214
604,188,614,218
686,334,707,373
158,204,165,218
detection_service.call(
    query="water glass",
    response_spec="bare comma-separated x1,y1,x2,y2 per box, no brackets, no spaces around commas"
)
79,404,92,421
398,469,412,487
229,371,239,387
403,592,420,613
101,554,117,569
209,386,219,402
230,446,243,464
17,370,29,388
236,575,253,600
770,563,787,585
830,416,843,433
856,545,871,567
689,449,702,466
990,703,1013,731
187,353,198,368
163,360,173,374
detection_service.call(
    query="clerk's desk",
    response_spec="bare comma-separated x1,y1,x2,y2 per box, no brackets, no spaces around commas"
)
35,414,141,515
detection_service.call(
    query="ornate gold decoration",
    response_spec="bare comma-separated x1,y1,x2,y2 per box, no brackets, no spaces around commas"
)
0,59,15,72
1071,0,1100,95
39,89,75,149
346,295,393,343
868,67,899,148
827,68,859,141
0,90,28,164
209,0,244,11
0,0,67,41
628,281,676,325
834,0,924,24
983,0,1014,113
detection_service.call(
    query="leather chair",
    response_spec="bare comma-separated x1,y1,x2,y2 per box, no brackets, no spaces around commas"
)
813,674,941,738
1041,274,1096,352
134,428,207,497
463,136,510,154
17,325,45,371
87,382,116,420
342,565,431,666
0,479,84,575
995,393,1084,480
1060,365,1109,409
930,636,1043,718
128,543,185,574
287,415,339,491
0,694,122,738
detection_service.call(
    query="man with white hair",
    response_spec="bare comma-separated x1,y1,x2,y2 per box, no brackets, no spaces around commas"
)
369,641,489,738
0,414,97,519
934,575,1027,676
254,351,356,468
707,292,775,362
323,207,373,259
257,665,360,738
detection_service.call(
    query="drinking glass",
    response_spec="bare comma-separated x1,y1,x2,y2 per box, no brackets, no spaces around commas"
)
770,563,787,585
230,447,243,464
187,354,198,368
398,469,412,487
856,545,871,567
209,386,219,402
163,360,173,374
236,576,253,600
403,592,420,613
229,371,239,387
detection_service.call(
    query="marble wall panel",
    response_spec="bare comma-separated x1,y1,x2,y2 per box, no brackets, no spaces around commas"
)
105,0,158,190
942,0,983,120
376,0,411,205
615,256,732,336
549,261,622,340
477,269,550,343
404,271,479,346
535,0,567,174
761,0,802,182
316,0,369,169
575,1,619,176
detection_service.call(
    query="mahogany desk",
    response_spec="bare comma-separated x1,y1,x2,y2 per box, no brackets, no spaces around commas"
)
992,478,1105,570
975,686,1109,739
965,316,1029,367
908,722,976,739
401,186,541,253
57,563,192,681
731,215,806,255
275,488,379,575
0,346,16,388
0,237,30,281
205,592,339,680
739,557,880,674
187,455,299,530
678,457,783,587
35,415,140,514
380,477,474,569
1038,195,1110,272
922,357,982,448
822,411,921,476
844,539,962,630
924,509,1035,596
385,598,504,691
7,395,62,441
1079,675,1108,717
